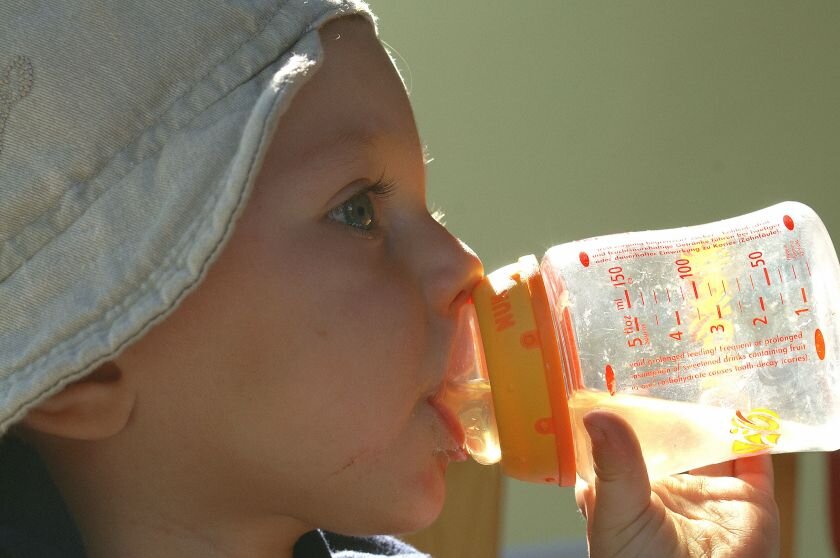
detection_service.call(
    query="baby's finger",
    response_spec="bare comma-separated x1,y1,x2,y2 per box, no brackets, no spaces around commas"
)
733,453,775,495
583,410,652,532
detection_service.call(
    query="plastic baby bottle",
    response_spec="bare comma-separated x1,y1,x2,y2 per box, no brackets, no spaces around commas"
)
434,201,840,486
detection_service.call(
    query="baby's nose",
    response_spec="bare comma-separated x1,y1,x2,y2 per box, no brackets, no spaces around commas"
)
419,219,484,318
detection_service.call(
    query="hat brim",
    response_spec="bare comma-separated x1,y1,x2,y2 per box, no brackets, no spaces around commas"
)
0,4,377,435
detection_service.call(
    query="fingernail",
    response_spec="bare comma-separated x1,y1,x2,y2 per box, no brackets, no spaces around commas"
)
583,414,608,447
583,412,624,454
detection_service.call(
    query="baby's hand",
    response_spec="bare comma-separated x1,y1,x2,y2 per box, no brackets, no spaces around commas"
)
576,410,780,558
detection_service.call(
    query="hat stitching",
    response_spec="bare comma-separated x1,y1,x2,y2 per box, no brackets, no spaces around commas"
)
0,1,290,272
0,54,33,157
0,40,315,436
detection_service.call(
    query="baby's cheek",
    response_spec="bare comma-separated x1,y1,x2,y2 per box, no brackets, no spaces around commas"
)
337,277,426,372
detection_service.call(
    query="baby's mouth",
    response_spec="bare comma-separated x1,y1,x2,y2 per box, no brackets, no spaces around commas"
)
428,395,468,462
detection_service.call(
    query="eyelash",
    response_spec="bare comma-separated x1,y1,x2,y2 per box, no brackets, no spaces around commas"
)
367,177,398,200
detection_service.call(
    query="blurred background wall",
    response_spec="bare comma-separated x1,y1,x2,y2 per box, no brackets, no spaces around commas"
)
367,2,840,556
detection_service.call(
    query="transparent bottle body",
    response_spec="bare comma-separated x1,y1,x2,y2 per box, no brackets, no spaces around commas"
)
540,202,840,483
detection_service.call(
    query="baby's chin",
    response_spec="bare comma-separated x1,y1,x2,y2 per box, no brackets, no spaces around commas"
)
389,463,448,533
332,501,444,542
325,468,447,538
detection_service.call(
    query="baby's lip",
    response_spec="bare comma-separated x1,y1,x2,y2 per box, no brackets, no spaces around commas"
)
428,392,467,452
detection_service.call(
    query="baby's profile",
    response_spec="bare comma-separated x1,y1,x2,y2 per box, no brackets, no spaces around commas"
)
0,1,781,557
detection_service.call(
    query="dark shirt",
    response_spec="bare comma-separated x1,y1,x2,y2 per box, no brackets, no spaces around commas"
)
296,530,427,557
0,435,426,558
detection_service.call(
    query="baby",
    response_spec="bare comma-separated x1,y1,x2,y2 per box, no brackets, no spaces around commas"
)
0,1,779,557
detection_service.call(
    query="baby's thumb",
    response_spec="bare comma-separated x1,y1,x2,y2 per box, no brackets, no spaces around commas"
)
583,410,653,533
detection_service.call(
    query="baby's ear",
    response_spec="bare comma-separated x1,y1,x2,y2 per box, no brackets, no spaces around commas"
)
21,361,135,441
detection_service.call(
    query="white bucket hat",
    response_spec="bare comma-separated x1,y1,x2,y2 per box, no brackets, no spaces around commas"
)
0,0,377,435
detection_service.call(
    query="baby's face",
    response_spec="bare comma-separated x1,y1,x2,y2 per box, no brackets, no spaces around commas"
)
114,16,483,536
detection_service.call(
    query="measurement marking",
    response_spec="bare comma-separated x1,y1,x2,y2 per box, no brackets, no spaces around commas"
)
722,279,727,294
750,274,755,290
675,311,681,325
780,292,784,305
806,259,812,276
666,288,671,302
716,304,722,318
738,300,743,312
759,296,765,311
653,290,658,304
655,315,660,325
736,277,742,292
639,290,645,306
696,307,701,320
679,286,685,300
708,282,713,296
691,281,699,299
763,267,771,286
624,289,632,309
778,268,784,283
792,265,798,280
801,287,808,303
634,317,640,330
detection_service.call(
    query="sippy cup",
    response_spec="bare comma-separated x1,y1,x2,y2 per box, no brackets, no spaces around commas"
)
434,201,840,486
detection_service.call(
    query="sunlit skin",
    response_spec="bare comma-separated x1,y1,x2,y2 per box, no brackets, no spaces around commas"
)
16,14,780,558
577,411,780,557
20,16,483,558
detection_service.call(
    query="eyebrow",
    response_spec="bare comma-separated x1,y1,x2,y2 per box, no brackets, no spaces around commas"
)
294,129,381,171
294,128,433,171
332,129,381,153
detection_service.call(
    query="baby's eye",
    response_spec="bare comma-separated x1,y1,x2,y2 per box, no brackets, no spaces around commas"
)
327,179,397,236
328,189,377,232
